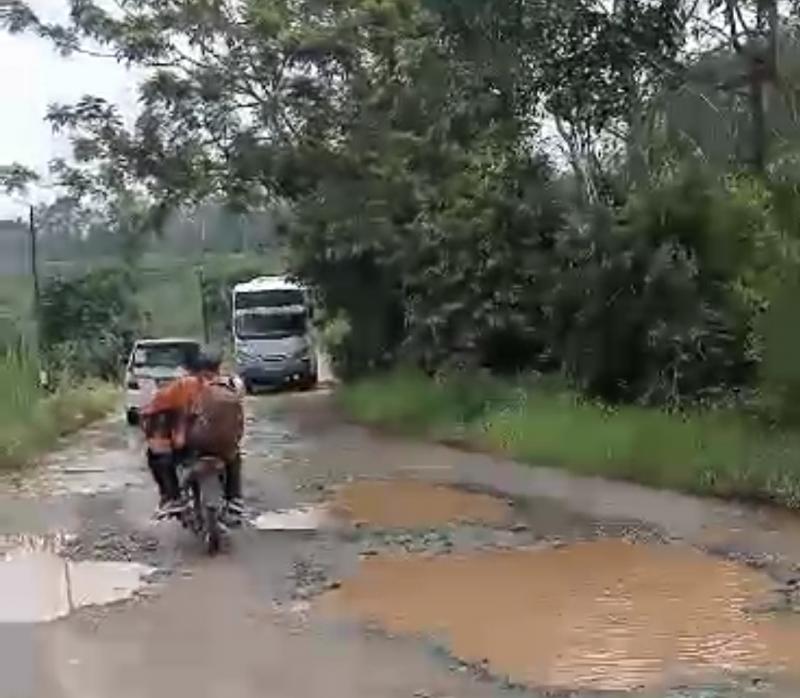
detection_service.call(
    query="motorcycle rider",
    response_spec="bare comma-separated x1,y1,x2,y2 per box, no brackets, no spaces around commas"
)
140,347,245,521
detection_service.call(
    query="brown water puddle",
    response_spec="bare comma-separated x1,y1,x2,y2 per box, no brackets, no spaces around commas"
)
323,539,800,692
329,480,512,529
0,536,153,623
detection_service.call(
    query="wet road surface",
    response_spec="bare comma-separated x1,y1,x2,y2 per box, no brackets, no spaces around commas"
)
4,390,800,697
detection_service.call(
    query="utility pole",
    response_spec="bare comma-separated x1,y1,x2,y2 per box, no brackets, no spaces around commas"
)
198,216,210,344
196,266,211,345
29,205,41,348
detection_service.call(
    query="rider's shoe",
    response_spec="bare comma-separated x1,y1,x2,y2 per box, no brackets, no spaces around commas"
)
225,498,245,526
154,498,185,520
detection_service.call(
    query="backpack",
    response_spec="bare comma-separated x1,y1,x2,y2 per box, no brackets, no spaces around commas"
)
186,377,243,460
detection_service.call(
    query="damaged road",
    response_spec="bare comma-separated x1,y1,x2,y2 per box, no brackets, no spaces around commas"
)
4,391,800,697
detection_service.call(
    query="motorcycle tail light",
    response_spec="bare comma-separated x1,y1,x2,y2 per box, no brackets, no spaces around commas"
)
195,457,225,475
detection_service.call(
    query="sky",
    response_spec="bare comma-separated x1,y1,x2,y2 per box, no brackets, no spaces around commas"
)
0,0,139,219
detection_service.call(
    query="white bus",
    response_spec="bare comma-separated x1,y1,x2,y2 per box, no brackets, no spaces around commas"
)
232,276,317,392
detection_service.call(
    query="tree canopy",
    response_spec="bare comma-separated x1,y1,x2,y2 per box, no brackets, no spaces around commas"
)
4,0,800,407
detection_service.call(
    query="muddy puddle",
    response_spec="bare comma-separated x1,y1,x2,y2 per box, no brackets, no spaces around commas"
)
329,480,512,529
0,536,153,623
251,480,510,532
323,539,800,692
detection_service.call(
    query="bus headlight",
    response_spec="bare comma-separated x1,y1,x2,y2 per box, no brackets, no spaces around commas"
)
292,346,311,362
236,347,256,363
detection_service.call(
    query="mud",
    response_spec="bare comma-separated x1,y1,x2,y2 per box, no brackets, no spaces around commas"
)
324,539,800,692
329,480,512,529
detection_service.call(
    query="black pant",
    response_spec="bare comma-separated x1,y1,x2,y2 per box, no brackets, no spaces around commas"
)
225,451,243,501
147,450,180,502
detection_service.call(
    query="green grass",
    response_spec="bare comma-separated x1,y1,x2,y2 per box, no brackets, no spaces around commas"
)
340,369,800,509
0,352,118,469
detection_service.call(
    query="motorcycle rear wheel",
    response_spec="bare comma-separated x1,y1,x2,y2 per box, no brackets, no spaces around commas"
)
204,505,221,555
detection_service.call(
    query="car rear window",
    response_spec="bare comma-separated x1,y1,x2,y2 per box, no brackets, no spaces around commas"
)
132,343,198,369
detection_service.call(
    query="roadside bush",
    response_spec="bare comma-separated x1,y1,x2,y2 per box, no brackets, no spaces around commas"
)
40,267,140,380
292,237,406,379
546,166,775,405
400,155,565,373
45,332,130,384
340,368,515,436
297,157,781,408
341,369,463,434
0,350,117,469
0,315,24,354
758,272,800,425
289,153,563,379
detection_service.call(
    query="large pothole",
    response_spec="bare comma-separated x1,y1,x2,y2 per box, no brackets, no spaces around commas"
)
328,480,512,529
322,539,800,692
0,534,154,623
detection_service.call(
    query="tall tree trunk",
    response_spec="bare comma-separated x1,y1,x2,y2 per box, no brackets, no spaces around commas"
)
749,64,767,172
617,0,647,187
748,0,777,173
554,116,596,207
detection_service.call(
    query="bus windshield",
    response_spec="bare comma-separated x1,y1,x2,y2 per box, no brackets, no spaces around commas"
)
235,312,307,340
234,289,304,310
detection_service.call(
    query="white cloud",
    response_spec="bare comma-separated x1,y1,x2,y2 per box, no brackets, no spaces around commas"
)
0,1,141,217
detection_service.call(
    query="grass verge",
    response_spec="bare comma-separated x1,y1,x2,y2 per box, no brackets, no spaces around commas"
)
0,353,118,469
340,369,800,509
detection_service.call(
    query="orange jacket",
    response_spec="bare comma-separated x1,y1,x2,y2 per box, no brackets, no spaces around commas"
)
143,375,207,416
141,375,208,452
141,372,243,452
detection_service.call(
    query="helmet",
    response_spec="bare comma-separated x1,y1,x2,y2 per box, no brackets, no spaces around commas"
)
189,346,222,374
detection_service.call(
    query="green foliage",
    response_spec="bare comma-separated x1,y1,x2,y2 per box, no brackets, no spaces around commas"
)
402,156,566,373
5,0,799,410
324,158,784,404
0,350,41,427
0,254,276,368
40,267,140,379
0,163,39,194
0,350,117,469
546,165,780,405
0,315,24,354
759,272,800,424
341,367,509,434
279,4,569,376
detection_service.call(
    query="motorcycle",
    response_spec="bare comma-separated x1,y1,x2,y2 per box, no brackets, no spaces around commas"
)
174,455,228,555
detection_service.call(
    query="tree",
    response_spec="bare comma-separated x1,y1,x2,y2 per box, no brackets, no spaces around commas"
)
4,0,792,401
39,267,140,379
0,163,39,195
